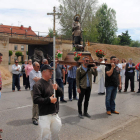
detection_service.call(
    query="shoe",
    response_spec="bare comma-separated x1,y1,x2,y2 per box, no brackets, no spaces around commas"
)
107,111,111,115
111,111,119,114
73,97,78,100
0,134,2,140
137,91,140,93
33,120,38,125
18,89,21,91
84,113,91,118
12,90,15,92
0,129,3,133
131,90,135,92
98,92,105,95
78,114,84,119
124,90,127,92
61,100,67,103
69,99,72,101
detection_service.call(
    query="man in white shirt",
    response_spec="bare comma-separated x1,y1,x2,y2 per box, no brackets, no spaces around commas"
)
29,62,42,125
12,60,21,92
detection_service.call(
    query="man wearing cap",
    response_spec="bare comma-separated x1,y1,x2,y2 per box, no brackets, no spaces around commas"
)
29,62,41,125
33,64,63,140
124,58,135,92
12,60,21,92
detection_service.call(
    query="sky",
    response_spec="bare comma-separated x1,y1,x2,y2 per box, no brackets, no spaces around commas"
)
0,0,140,40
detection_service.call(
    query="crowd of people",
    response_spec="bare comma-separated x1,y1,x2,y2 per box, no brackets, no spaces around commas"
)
0,54,140,140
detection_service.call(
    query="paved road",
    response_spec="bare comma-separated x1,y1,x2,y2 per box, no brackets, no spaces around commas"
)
0,77,140,140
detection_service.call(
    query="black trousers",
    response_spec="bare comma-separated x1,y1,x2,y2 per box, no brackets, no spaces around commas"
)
125,73,134,91
12,74,20,90
78,87,91,114
93,76,96,83
25,76,30,89
23,73,26,86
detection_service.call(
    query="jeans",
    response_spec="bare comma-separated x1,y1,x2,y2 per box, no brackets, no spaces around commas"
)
136,69,139,80
12,74,20,90
68,77,77,99
106,86,117,111
78,87,91,115
56,79,64,101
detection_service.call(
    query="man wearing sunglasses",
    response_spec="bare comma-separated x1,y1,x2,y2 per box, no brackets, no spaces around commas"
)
12,60,21,92
29,62,42,125
76,57,97,119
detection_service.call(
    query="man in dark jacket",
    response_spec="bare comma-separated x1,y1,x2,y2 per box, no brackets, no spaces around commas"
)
124,58,135,92
33,64,63,140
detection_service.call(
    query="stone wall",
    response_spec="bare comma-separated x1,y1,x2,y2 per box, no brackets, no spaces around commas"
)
0,35,9,69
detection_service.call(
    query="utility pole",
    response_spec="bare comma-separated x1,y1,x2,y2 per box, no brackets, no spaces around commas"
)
47,7,61,97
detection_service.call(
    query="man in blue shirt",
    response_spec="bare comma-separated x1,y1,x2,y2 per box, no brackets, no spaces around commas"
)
67,65,78,101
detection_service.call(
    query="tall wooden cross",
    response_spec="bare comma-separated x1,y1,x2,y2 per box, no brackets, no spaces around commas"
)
47,7,61,97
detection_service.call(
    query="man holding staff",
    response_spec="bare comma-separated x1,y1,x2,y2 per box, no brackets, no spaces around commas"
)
33,64,63,140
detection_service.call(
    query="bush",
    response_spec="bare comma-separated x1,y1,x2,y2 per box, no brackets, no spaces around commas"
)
130,40,140,47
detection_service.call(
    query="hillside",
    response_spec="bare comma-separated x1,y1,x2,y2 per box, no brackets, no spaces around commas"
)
60,40,140,64
87,43,140,64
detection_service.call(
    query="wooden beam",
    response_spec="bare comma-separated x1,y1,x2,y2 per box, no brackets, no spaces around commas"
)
9,37,52,45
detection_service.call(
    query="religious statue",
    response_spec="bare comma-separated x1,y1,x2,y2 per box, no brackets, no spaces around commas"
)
72,15,82,45
31,48,44,65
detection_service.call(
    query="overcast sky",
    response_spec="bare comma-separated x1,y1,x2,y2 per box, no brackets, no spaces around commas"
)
0,0,140,40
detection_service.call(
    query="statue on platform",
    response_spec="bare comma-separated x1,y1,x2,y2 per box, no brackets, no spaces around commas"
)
72,15,82,45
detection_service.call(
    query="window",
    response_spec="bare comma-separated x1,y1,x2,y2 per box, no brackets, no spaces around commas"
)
21,45,24,51
14,45,18,50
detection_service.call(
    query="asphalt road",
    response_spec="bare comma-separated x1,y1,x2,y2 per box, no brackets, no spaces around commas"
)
0,77,140,140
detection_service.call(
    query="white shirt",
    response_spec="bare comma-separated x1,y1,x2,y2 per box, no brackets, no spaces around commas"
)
117,63,123,76
29,69,42,91
12,64,21,74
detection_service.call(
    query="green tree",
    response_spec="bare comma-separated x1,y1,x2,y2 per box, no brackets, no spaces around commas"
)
130,40,140,47
95,3,118,44
118,30,131,46
9,50,13,64
9,50,13,56
48,28,58,38
15,51,23,60
58,0,98,38
112,37,120,45
26,51,28,55
84,15,99,42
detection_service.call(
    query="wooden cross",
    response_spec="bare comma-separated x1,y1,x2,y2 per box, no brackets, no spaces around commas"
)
47,7,61,36
47,7,61,97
